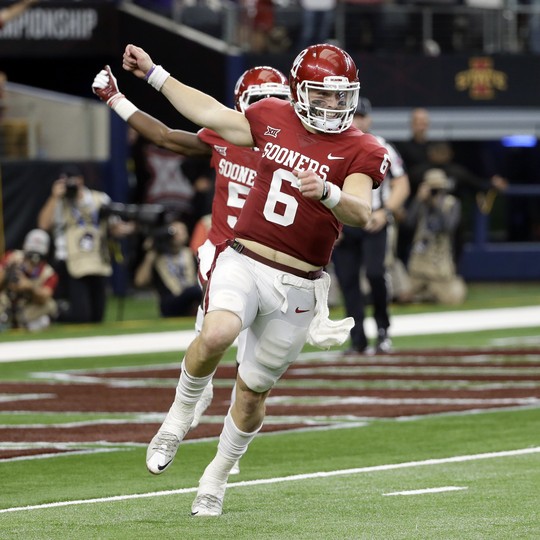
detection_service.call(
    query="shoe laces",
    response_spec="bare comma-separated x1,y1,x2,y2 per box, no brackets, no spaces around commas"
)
151,432,179,458
192,494,223,514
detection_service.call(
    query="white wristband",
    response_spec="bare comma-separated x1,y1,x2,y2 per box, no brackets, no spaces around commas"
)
146,64,170,92
321,183,341,209
111,96,138,122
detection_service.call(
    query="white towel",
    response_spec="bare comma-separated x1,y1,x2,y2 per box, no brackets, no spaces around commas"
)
307,272,354,349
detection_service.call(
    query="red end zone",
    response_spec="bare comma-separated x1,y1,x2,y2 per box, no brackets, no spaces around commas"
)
1,349,539,460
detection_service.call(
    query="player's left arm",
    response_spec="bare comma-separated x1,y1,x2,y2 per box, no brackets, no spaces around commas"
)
335,173,373,227
294,169,373,227
295,136,390,227
365,172,410,232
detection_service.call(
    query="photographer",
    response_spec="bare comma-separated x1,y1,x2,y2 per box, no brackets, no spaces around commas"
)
134,220,201,318
0,229,58,331
401,168,467,305
37,167,135,323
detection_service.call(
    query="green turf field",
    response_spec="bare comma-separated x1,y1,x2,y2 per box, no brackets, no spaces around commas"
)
0,282,539,539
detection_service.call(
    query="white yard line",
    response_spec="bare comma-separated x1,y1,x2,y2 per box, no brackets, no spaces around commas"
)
0,331,197,363
0,448,129,463
0,446,538,514
0,306,539,363
383,486,468,496
385,306,540,338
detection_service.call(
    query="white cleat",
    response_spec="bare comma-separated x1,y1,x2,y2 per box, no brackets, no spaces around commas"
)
146,431,180,475
191,493,224,517
190,382,214,430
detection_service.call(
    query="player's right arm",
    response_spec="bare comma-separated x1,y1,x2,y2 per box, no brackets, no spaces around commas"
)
131,111,211,157
121,44,254,148
92,66,211,157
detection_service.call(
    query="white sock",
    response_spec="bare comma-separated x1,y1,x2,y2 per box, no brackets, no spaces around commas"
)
198,413,260,497
177,359,215,404
161,359,215,434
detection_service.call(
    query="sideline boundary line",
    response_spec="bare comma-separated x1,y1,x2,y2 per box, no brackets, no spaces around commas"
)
1,306,539,363
1,446,538,514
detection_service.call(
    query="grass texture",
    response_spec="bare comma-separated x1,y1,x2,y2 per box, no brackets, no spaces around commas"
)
0,282,539,539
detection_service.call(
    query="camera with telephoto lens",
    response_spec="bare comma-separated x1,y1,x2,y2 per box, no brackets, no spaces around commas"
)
4,263,21,286
151,225,178,255
64,177,79,200
99,202,177,254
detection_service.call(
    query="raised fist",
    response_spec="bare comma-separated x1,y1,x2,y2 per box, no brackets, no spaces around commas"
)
92,65,122,107
122,44,153,79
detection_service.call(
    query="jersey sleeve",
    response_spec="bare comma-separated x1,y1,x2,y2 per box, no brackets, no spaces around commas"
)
352,133,391,188
244,98,275,148
198,128,219,146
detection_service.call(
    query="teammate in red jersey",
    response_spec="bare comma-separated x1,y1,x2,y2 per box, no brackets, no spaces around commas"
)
92,64,290,472
92,65,289,285
121,42,390,516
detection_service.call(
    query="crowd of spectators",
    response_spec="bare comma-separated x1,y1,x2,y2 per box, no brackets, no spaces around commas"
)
128,0,540,55
1,157,210,331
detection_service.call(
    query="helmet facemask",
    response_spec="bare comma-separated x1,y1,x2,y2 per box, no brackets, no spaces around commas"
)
234,66,291,113
294,77,359,134
237,82,291,113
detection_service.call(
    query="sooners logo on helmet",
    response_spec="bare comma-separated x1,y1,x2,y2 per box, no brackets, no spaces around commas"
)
234,66,291,113
289,44,360,134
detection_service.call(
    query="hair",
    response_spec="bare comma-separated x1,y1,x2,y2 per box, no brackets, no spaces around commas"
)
61,165,83,178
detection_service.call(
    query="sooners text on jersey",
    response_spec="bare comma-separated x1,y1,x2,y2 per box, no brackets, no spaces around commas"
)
233,98,389,267
198,128,261,245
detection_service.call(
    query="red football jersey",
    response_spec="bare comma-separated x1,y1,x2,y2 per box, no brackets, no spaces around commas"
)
198,128,261,245
234,98,389,266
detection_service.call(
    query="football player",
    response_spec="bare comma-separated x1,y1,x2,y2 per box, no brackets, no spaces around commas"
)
121,42,390,516
92,64,291,472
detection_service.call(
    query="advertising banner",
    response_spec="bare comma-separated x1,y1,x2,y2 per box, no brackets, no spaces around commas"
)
0,1,118,57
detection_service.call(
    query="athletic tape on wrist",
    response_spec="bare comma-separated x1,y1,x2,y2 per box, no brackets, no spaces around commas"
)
321,183,341,209
111,96,138,121
146,65,170,92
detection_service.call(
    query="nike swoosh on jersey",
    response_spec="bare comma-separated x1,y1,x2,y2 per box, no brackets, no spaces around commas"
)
295,307,310,313
327,153,345,160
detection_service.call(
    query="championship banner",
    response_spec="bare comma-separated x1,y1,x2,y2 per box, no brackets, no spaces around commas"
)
0,1,118,57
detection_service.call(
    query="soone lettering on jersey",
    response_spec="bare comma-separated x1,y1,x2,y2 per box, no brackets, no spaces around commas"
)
262,142,330,181
218,158,256,187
